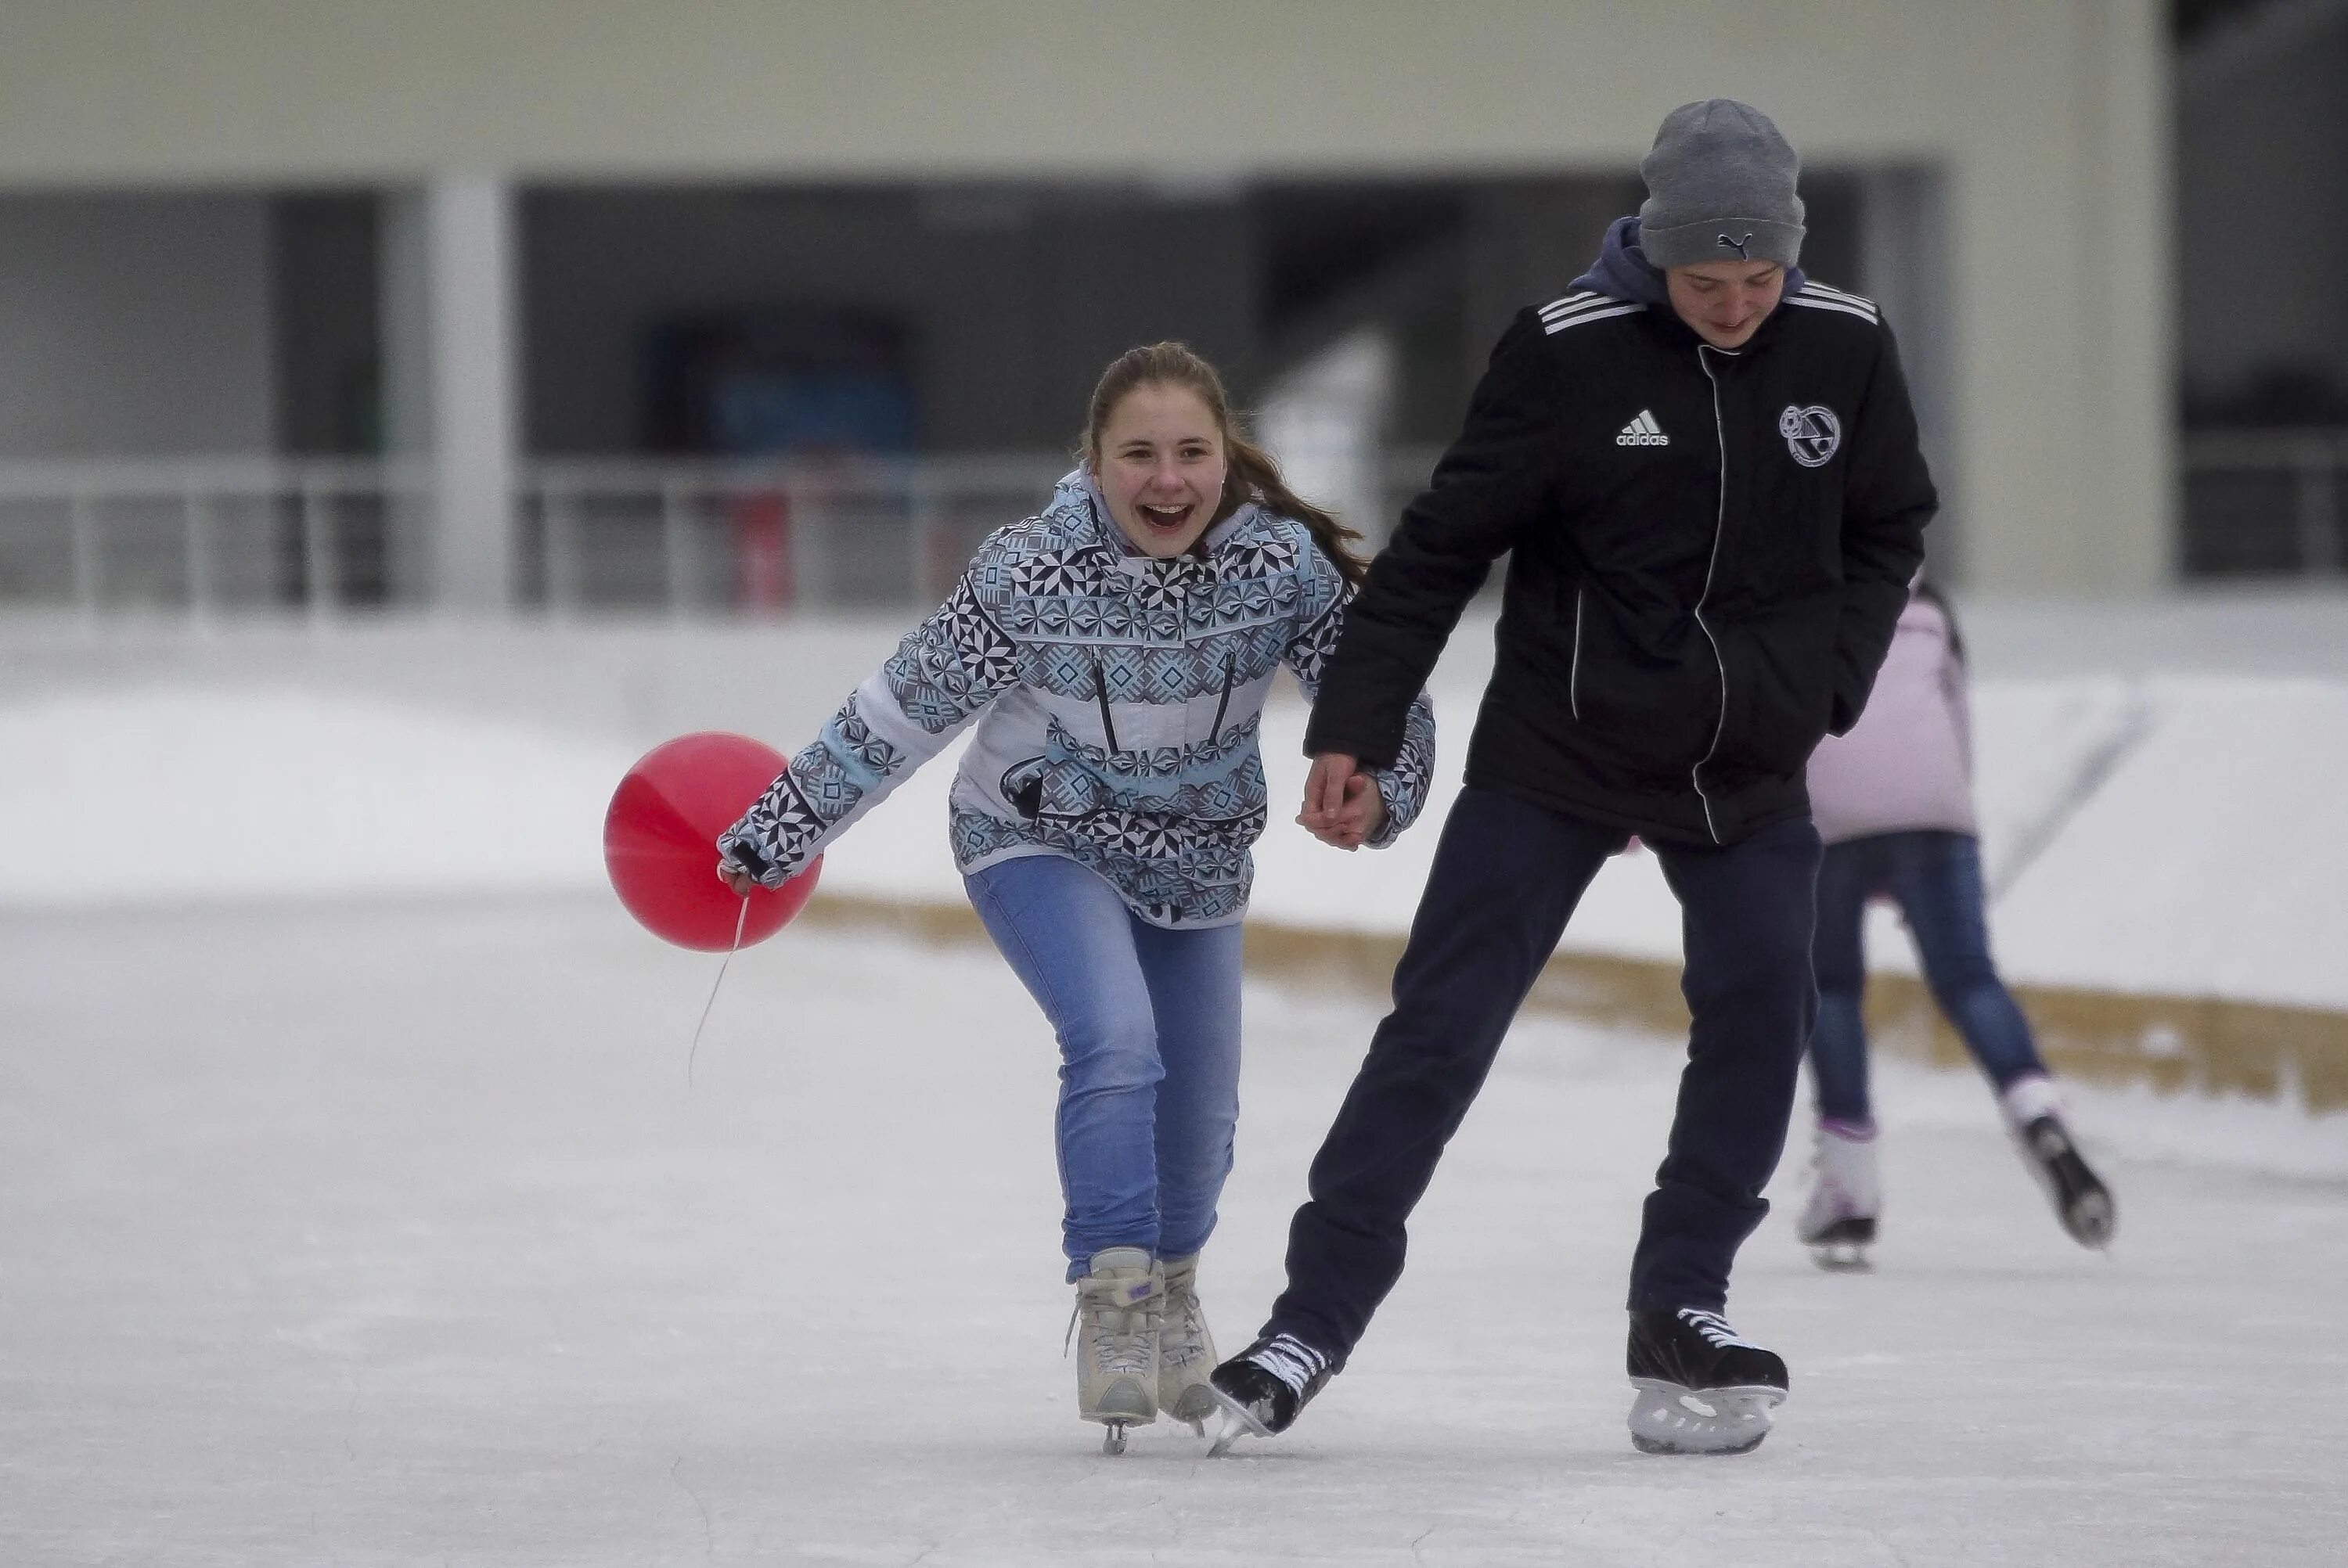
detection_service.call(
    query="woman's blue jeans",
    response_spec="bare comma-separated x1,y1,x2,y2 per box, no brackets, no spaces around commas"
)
1808,829,2048,1125
964,854,1244,1280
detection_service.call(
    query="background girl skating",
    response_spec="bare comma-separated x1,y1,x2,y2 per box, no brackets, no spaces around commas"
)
1799,582,2116,1265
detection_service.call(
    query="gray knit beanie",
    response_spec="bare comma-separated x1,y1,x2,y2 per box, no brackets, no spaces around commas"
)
1637,99,1806,270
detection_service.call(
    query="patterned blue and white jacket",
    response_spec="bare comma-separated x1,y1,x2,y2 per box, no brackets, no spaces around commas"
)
718,469,1437,928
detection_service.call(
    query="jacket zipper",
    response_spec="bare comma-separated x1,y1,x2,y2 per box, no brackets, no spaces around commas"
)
1207,651,1237,743
1691,346,1734,845
1090,655,1122,753
1569,588,1586,721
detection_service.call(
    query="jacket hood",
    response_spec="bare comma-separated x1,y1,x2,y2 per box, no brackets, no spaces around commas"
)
1569,215,1806,306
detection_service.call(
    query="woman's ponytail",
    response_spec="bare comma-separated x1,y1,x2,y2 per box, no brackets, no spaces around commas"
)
1223,433,1370,589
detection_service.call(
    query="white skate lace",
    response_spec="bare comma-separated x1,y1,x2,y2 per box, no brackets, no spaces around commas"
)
1676,1308,1763,1352
1096,1324,1151,1376
1064,1280,1157,1377
1245,1333,1328,1397
1161,1286,1207,1367
1062,1305,1153,1376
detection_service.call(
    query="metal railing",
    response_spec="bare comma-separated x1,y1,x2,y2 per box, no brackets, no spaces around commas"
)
518,453,1071,614
2181,429,2348,577
8,436,2345,615
516,448,1445,613
0,457,427,617
0,448,1453,617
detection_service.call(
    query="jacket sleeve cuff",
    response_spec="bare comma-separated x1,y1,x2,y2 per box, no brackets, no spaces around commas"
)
1365,772,1411,849
715,826,789,889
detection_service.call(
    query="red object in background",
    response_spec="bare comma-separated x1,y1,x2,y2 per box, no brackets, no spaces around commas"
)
604,732,821,951
732,490,794,611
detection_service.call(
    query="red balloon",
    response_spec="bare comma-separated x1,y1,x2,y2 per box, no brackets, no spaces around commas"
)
604,732,822,951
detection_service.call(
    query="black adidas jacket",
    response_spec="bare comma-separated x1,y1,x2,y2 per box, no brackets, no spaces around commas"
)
1304,279,1936,847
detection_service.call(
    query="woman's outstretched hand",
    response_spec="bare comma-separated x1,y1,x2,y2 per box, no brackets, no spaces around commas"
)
715,839,773,895
1298,751,1386,851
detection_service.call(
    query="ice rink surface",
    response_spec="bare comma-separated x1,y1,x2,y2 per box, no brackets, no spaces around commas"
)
3,894,2343,1566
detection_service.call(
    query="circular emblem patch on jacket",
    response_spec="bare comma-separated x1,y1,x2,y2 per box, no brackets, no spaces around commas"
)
1778,405,1842,468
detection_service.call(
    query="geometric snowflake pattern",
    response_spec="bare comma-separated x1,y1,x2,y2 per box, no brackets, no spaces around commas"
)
832,696,906,776
718,469,1438,924
717,769,830,879
952,808,1255,928
884,577,1021,735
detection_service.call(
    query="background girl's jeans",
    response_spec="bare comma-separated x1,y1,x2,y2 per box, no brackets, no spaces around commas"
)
965,854,1244,1280
1808,829,2049,1125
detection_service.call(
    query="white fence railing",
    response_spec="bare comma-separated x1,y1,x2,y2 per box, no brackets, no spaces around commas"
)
0,449,1451,617
0,458,428,617
517,449,1443,613
518,453,1071,614
4,437,2343,616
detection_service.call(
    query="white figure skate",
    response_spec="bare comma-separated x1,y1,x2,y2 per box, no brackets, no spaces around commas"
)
1068,1247,1160,1455
1157,1253,1219,1436
1796,1118,1880,1271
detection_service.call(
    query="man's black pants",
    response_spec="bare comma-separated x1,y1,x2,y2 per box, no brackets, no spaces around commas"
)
1265,786,1821,1363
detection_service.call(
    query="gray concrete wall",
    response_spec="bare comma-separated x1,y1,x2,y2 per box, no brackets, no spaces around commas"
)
0,192,274,455
520,185,1255,455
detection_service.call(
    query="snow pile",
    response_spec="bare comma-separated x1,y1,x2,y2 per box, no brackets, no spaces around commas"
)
0,687,639,905
2,647,2344,1014
1242,671,2348,1015
1991,678,2348,1010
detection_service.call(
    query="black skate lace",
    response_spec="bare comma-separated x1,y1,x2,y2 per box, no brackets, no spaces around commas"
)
1246,1333,1328,1396
1676,1308,1761,1351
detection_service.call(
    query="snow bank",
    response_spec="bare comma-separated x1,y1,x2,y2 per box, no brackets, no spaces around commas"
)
1245,671,2348,1016
1990,678,2348,1012
2,620,2344,1015
0,687,639,905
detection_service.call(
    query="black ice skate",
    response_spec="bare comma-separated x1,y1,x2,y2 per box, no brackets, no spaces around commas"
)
1205,1332,1333,1455
1626,1307,1789,1455
2015,1113,2117,1250
1805,1214,1878,1271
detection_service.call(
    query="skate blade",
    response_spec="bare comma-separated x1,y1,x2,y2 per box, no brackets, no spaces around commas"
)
1627,1378,1784,1456
2065,1191,2117,1250
1205,1387,1272,1457
1084,1394,1154,1457
1168,1384,1219,1438
1809,1239,1872,1272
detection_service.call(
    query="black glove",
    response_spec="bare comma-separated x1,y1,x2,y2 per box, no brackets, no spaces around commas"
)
715,833,778,888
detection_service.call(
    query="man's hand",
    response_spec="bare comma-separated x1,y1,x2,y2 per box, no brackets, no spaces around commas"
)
1298,751,1388,851
716,861,759,896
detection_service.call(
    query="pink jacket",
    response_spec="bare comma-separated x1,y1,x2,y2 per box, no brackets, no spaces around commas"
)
1805,592,1977,846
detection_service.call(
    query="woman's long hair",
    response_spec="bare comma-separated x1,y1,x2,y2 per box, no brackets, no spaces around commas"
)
1080,341,1370,588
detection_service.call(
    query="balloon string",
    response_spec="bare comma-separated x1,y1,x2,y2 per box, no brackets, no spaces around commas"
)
687,897,751,1089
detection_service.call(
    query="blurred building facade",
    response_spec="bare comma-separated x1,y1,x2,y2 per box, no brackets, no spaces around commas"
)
2174,0,2348,576
0,2,2225,613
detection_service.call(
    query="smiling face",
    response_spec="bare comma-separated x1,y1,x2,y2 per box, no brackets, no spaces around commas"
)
1665,258,1787,349
1090,382,1230,558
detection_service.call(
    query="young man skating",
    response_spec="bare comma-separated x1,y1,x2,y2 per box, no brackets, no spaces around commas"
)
1212,99,1936,1455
